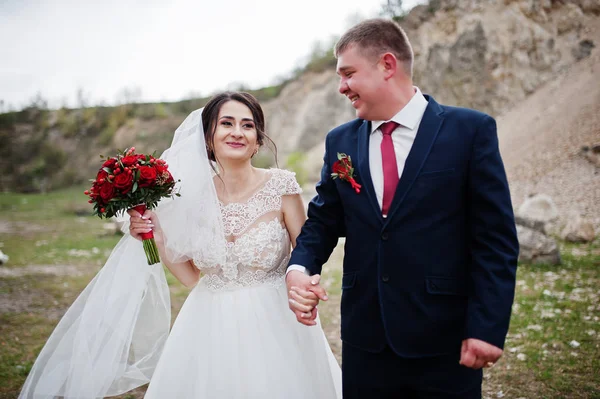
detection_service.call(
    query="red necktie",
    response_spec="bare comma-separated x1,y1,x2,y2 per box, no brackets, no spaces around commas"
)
380,121,399,216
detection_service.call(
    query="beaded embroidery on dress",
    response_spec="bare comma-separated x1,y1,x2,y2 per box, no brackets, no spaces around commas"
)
144,168,342,399
196,168,301,290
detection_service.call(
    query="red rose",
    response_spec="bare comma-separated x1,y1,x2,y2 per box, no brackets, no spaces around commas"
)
331,153,361,194
102,158,117,168
332,161,348,179
154,164,174,183
138,165,158,187
98,181,114,202
121,155,139,167
96,169,108,182
113,172,134,193
154,163,167,174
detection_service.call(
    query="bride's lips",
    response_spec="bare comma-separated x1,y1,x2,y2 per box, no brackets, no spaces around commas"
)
226,142,245,148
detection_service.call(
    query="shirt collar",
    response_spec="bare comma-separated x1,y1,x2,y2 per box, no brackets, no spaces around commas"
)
371,87,428,134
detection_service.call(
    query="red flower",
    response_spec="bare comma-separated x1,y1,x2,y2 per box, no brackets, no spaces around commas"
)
139,165,158,187
96,169,108,182
98,181,114,202
154,164,174,184
154,163,167,175
102,158,117,168
331,153,361,194
113,172,134,193
332,162,349,179
87,147,180,221
121,155,139,167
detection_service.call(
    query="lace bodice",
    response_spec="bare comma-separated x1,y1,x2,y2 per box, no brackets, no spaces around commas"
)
194,169,302,291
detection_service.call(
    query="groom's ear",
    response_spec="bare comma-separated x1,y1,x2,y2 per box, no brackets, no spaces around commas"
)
381,53,398,80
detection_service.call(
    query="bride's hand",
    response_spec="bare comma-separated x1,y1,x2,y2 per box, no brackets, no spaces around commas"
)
127,208,162,241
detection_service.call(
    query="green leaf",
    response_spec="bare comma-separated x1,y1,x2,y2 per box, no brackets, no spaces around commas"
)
102,167,112,174
132,182,138,193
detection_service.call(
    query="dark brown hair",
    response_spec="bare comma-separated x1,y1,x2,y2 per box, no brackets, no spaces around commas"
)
201,91,277,165
334,18,414,76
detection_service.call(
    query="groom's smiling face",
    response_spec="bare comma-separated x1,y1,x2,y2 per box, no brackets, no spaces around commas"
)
336,44,386,121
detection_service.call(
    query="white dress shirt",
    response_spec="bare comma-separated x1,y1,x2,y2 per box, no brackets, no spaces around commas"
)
369,87,428,212
287,87,429,276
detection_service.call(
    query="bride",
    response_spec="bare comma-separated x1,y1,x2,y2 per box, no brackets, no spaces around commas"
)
19,91,341,398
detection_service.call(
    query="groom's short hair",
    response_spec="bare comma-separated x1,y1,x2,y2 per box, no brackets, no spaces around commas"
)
335,18,414,77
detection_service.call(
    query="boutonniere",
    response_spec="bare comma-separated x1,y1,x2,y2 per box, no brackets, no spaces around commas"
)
331,153,361,193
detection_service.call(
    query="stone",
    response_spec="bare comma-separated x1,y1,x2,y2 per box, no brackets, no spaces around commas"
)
516,225,561,265
517,194,559,223
561,215,596,243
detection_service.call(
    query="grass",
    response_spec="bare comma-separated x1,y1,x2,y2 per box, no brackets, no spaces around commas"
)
0,186,122,267
482,249,600,398
0,187,599,398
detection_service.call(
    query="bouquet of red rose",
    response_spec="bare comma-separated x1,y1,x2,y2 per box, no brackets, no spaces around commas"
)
85,147,180,265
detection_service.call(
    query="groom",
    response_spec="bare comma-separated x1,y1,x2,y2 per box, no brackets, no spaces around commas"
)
286,18,519,398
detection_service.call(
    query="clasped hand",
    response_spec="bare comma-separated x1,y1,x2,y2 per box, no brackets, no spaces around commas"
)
285,271,329,326
127,208,161,241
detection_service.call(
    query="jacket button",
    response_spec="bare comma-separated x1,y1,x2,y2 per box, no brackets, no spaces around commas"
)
382,275,390,282
381,232,389,240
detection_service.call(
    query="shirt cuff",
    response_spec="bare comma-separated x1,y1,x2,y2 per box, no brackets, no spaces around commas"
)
286,264,309,276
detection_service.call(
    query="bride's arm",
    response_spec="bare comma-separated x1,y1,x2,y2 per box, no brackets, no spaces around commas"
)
128,209,201,288
282,193,307,248
282,193,322,309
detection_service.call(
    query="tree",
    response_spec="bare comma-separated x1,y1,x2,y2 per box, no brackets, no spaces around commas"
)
380,0,406,19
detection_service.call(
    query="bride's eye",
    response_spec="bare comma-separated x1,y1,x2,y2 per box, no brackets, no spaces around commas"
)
221,121,233,127
243,123,255,129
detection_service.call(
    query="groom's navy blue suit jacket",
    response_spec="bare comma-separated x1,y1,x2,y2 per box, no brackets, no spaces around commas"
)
289,95,519,358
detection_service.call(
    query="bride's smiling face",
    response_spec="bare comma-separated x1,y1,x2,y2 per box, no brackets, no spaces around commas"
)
212,100,259,163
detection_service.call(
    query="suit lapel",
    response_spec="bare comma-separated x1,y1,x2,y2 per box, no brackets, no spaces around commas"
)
384,98,445,223
356,120,383,220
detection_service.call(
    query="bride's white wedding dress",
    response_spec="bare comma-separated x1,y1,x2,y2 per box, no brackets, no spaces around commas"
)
144,168,342,398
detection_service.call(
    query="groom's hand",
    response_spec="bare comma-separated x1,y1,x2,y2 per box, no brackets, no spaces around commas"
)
459,338,503,369
286,271,328,326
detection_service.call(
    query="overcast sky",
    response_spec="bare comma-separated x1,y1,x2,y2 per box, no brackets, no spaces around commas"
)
1,0,424,110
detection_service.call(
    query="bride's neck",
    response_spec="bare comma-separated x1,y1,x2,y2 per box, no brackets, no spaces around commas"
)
218,162,258,194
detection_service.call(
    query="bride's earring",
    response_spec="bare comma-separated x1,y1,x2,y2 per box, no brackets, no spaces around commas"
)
252,147,259,157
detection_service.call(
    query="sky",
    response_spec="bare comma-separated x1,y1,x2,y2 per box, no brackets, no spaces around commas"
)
1,0,424,110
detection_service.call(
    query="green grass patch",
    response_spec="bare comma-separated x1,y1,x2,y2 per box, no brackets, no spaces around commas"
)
0,186,122,267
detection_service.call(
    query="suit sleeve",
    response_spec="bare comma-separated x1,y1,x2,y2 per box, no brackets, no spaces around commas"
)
465,114,519,349
288,135,346,275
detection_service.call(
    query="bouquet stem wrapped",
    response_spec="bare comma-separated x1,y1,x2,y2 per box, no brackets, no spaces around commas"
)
132,204,160,265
